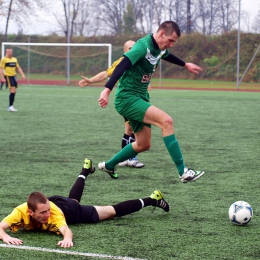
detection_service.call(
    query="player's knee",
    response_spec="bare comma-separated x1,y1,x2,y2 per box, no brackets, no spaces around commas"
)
134,136,151,152
138,142,151,152
162,115,173,129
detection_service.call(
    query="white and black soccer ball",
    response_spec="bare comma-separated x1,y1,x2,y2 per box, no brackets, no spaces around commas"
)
228,201,253,225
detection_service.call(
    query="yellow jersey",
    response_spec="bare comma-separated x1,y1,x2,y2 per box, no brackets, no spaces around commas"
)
106,57,123,77
3,202,67,235
0,56,20,76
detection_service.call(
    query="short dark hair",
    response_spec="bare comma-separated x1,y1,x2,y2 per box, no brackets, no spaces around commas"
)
157,21,181,37
27,192,48,212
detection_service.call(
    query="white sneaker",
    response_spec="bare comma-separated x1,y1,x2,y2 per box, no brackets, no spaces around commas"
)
8,106,18,112
118,160,128,166
180,167,204,183
126,157,144,168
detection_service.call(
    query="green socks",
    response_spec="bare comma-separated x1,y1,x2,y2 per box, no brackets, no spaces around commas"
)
163,134,185,175
106,134,185,175
106,143,138,170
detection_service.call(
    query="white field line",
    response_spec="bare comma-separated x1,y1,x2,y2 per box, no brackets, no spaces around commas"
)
0,244,147,260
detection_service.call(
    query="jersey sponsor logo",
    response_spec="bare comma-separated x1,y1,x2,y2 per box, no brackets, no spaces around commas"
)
145,48,166,65
141,74,151,83
5,62,16,67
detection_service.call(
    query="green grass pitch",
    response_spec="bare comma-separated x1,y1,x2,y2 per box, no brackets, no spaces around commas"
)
0,85,259,260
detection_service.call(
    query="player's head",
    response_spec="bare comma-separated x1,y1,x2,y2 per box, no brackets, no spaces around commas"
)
157,21,181,37
6,48,13,58
27,192,51,223
123,40,135,53
154,21,181,50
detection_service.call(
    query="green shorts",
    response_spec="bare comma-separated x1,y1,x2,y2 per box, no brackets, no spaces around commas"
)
115,95,151,133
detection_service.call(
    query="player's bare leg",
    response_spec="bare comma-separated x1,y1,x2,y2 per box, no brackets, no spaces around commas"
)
143,105,204,182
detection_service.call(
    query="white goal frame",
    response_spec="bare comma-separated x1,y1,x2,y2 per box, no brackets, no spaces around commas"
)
1,42,112,84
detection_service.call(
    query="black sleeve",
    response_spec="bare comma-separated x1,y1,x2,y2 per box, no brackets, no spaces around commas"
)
162,53,185,67
105,56,132,90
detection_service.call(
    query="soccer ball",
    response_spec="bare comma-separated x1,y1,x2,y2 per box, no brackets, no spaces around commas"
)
228,201,253,225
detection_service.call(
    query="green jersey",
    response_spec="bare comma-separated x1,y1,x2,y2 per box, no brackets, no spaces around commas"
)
115,34,169,100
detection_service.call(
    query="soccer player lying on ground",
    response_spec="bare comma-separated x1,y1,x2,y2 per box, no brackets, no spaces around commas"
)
79,40,146,169
98,20,205,182
0,158,169,248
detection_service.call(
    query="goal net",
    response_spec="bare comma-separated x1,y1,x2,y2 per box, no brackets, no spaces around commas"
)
1,42,112,86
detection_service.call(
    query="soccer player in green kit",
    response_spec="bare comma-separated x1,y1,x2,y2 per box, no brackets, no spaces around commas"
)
98,21,205,183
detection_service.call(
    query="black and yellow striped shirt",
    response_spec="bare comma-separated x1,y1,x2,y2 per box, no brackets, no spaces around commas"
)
0,56,20,76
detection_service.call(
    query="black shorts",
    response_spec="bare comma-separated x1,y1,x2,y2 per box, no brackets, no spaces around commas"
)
5,75,18,89
48,196,99,224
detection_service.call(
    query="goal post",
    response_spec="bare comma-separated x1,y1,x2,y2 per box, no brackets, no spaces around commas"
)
1,42,112,85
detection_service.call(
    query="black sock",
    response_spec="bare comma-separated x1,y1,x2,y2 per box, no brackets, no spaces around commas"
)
113,197,155,217
129,133,135,143
142,197,157,207
68,170,88,202
122,134,131,149
9,93,15,106
80,167,93,176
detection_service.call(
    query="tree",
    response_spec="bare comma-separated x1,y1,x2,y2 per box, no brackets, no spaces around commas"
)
95,0,154,35
134,0,153,34
207,0,220,34
195,0,220,35
123,2,138,36
56,0,80,41
195,0,209,34
169,0,186,31
96,0,127,35
252,10,260,33
153,0,165,27
73,1,97,36
192,0,238,35
1,0,46,40
4,0,13,41
217,0,237,33
187,0,191,34
1,0,256,37
36,0,98,37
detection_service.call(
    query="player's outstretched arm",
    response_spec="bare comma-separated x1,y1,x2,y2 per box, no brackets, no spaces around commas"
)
0,221,23,245
184,62,203,74
79,71,109,87
57,225,74,248
79,76,92,87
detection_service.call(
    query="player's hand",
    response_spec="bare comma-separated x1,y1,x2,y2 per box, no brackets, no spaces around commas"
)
2,235,23,245
98,88,111,108
79,76,91,88
1,78,6,83
185,63,203,74
57,238,74,248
